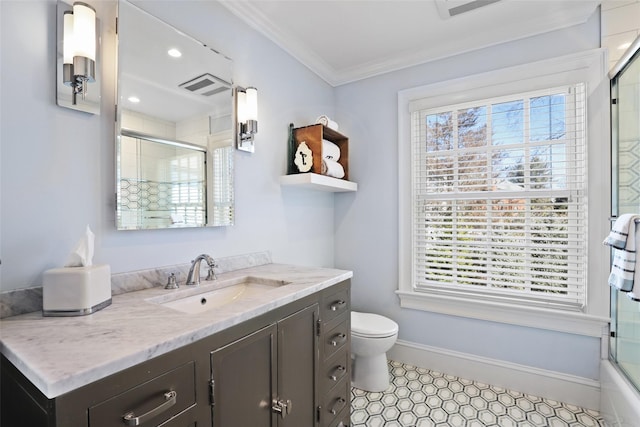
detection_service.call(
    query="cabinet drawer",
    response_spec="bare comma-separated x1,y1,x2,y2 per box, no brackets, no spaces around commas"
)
320,378,350,427
156,407,197,427
321,287,349,323
89,361,196,427
321,348,349,394
323,319,349,359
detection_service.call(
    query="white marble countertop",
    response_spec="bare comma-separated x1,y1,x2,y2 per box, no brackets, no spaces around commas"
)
0,263,352,399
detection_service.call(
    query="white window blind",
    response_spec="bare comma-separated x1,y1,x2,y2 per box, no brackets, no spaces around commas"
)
211,145,235,224
170,150,207,226
409,84,587,310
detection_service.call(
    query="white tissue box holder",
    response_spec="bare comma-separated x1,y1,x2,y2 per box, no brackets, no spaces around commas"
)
42,264,112,316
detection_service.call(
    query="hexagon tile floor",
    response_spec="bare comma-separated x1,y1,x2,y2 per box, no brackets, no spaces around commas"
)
350,360,604,427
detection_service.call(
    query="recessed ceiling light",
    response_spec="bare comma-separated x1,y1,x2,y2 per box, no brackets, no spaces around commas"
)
167,48,182,58
618,42,631,50
128,96,140,103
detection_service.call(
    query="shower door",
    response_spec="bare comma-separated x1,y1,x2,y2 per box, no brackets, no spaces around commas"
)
609,35,640,393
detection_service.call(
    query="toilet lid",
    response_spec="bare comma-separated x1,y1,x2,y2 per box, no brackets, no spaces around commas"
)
351,311,399,338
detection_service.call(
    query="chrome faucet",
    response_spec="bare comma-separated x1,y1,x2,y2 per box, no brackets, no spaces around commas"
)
186,254,217,286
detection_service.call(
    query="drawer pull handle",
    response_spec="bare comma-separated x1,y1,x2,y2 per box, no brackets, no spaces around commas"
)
330,333,347,347
329,397,347,415
330,300,346,311
329,365,346,381
122,390,177,426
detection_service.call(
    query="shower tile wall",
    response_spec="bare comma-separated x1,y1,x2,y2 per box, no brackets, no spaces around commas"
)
176,114,210,146
121,109,177,139
617,127,640,214
616,37,640,214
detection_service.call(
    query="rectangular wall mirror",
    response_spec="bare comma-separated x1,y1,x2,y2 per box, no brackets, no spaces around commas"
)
116,0,235,230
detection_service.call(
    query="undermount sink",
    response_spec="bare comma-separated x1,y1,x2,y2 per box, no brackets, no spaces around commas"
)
151,276,291,314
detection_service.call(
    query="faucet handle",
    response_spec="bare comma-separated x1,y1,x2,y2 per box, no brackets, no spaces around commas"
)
205,265,217,281
165,273,179,289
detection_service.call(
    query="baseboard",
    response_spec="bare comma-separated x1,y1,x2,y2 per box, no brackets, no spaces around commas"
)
388,339,601,411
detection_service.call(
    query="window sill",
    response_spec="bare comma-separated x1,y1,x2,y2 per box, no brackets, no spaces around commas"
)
396,290,609,337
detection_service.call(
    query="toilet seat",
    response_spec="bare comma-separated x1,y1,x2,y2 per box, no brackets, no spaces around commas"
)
351,311,398,338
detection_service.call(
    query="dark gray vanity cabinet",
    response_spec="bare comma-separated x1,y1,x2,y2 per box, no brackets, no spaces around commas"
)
211,304,318,426
0,280,351,427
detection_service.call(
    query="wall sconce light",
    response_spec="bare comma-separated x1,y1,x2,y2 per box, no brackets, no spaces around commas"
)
236,86,258,152
63,3,96,104
56,0,100,114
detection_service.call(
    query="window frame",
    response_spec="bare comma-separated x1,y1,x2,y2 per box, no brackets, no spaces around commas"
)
397,49,611,337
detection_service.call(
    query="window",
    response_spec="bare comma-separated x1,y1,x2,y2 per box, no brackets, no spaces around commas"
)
397,50,611,336
410,86,587,310
170,149,207,226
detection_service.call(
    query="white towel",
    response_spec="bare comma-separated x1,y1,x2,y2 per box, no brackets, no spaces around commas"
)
604,214,640,294
171,213,185,224
316,115,339,131
627,218,640,301
628,227,640,301
322,139,340,161
603,214,637,248
321,159,345,179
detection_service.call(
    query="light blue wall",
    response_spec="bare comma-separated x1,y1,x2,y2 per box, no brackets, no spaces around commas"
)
0,0,336,291
1,0,606,381
333,11,604,380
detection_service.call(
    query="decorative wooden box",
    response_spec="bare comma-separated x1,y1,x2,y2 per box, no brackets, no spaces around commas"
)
291,124,349,180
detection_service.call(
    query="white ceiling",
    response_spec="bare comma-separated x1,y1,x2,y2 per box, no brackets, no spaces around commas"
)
220,0,600,86
120,1,233,123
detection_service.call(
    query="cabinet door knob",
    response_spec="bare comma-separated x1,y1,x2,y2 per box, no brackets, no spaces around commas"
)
330,300,346,311
330,333,347,347
329,365,346,381
122,390,177,426
329,397,347,415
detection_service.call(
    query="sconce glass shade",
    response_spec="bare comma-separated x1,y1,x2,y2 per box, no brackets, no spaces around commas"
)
245,87,258,121
62,11,74,65
73,2,96,61
237,89,247,123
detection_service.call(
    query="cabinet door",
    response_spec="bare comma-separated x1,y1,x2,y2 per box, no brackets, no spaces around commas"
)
211,324,277,427
276,304,319,427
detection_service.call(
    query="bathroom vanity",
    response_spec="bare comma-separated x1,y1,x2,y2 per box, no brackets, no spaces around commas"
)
0,264,351,427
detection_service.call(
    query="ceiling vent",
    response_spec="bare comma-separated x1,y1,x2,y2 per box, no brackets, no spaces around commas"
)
435,0,502,19
179,73,231,97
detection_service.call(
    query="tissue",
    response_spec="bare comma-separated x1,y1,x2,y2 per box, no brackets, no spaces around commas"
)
64,225,94,267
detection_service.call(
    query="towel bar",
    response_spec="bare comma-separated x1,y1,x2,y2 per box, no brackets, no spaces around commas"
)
609,216,640,223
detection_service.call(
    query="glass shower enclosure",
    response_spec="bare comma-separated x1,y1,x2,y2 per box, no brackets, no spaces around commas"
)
609,35,640,394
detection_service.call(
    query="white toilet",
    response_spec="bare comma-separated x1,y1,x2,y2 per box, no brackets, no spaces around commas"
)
350,311,399,392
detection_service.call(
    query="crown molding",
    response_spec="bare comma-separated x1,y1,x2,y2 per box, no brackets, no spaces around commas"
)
220,1,598,87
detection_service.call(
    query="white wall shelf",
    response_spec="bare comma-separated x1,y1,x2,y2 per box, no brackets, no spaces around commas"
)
280,173,358,192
